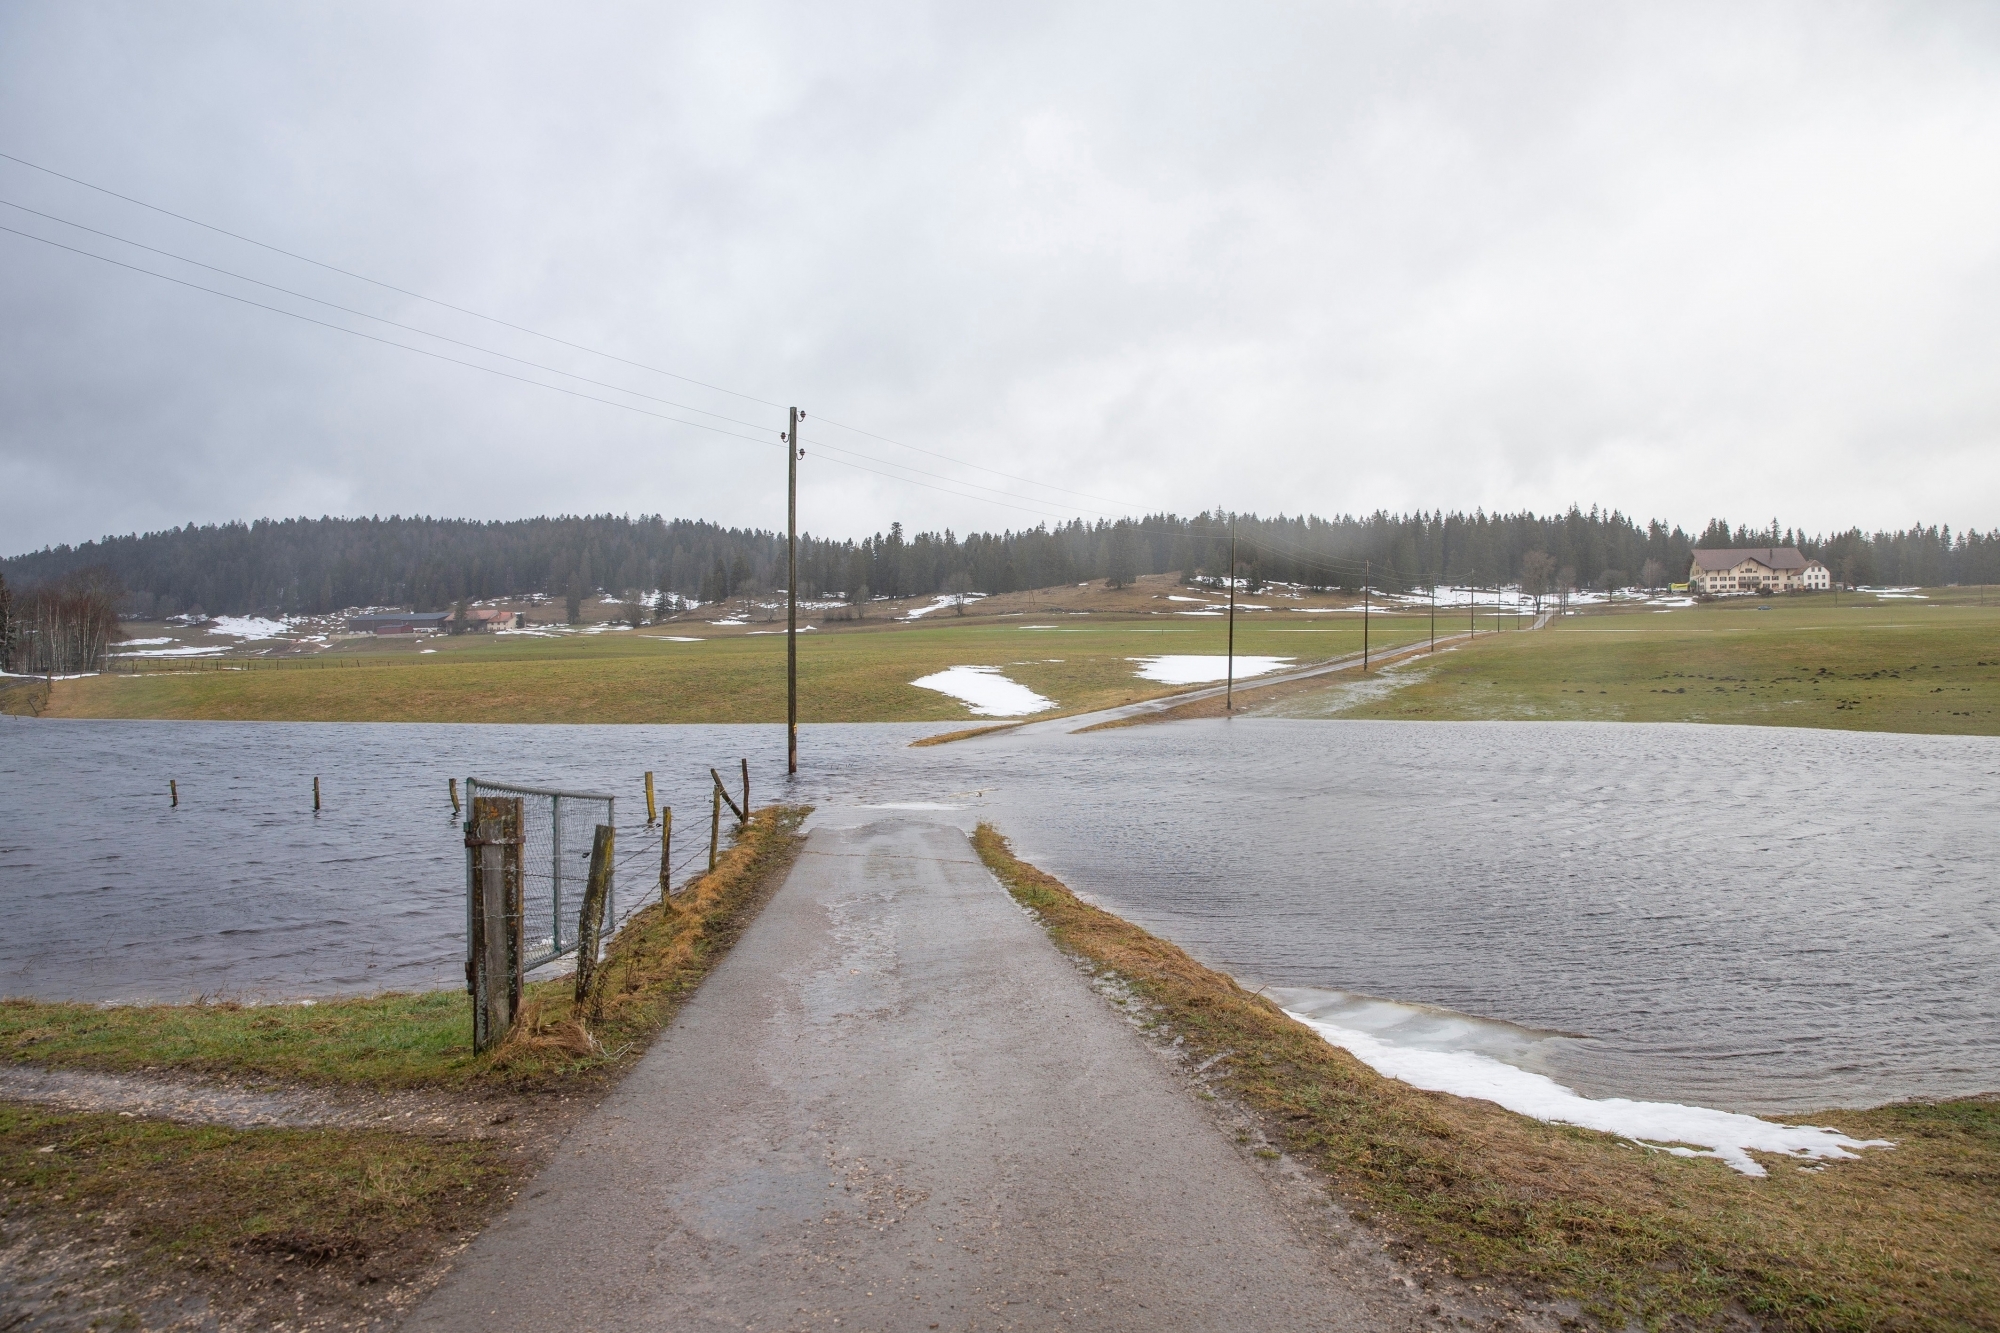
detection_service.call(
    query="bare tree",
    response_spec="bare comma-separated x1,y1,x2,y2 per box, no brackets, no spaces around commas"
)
1640,557,1666,591
14,568,123,674
946,570,973,614
1518,551,1557,614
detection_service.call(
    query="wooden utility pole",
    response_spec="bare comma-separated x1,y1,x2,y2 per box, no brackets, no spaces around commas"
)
1429,582,1436,651
787,407,801,776
1469,571,1477,637
1363,559,1370,670
1226,514,1237,711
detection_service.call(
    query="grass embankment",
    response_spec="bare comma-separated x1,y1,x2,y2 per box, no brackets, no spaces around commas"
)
973,825,1999,1331
39,615,1430,724
1330,594,2000,735
0,806,807,1320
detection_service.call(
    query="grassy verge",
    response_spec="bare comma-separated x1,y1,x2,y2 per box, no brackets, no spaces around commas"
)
972,824,1999,1331
0,806,807,1325
0,805,808,1089
1337,595,2000,734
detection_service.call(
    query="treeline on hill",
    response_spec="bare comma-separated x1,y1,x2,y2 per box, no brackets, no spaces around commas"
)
3,511,1996,620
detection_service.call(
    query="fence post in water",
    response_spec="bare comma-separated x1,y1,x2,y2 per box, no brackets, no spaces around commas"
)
467,795,525,1053
658,807,674,905
740,758,750,817
709,782,721,872
169,778,178,808
313,776,321,814
644,771,657,826
573,823,615,1016
449,777,460,816
711,768,746,824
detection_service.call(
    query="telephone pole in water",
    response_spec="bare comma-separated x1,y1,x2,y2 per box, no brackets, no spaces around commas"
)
787,407,801,776
1225,514,1237,712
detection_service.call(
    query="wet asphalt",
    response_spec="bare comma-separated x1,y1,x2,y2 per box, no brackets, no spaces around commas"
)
405,817,1407,1332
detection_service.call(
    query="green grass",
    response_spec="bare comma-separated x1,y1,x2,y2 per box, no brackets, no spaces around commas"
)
44,615,1433,723
973,824,2000,1331
0,807,809,1090
1339,592,2000,734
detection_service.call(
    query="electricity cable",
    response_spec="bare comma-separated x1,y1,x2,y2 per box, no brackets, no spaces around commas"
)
0,222,782,449
0,221,1092,521
0,148,788,411
0,149,1147,516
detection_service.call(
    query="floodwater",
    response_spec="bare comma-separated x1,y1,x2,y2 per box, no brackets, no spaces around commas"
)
1,715,1994,1114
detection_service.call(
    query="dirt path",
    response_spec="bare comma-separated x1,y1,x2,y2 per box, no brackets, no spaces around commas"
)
405,818,1449,1332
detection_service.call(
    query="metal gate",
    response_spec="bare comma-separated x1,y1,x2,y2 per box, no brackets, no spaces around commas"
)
464,778,615,975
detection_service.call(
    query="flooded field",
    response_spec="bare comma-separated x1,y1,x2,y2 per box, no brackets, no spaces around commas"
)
2,714,1994,1114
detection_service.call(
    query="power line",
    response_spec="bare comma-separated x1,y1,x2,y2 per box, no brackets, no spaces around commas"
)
0,220,1098,522
808,413,1147,512
0,197,783,437
0,222,783,450
0,149,1145,519
0,148,788,411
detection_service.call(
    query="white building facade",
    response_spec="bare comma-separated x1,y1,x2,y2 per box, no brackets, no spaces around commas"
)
1688,547,1830,594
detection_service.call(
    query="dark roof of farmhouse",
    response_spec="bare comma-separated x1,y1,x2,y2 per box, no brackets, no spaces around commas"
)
1690,547,1812,572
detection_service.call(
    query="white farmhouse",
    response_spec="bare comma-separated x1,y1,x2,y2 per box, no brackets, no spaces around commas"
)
1688,547,1831,594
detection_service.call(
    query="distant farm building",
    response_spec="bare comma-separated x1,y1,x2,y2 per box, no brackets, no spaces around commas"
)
464,607,524,630
346,611,451,634
1688,548,1831,595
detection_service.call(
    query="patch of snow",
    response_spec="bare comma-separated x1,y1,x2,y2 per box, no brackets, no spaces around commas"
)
710,617,747,627
904,593,986,620
1175,610,1227,617
644,636,706,642
1283,1004,1892,1178
110,645,229,658
118,637,174,646
1165,595,1215,604
909,666,1055,717
1131,655,1293,685
206,616,292,640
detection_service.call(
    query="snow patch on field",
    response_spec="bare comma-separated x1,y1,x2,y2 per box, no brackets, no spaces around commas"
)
1131,655,1292,685
206,616,292,639
909,666,1055,717
1282,1004,1892,1177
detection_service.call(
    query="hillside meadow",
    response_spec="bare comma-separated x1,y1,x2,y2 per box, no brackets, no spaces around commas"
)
37,612,1432,724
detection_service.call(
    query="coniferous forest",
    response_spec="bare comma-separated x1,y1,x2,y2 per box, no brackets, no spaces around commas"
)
2,510,1996,619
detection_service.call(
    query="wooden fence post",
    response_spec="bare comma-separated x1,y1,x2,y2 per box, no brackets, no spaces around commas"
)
709,781,721,872
467,795,524,1053
644,771,656,826
711,768,746,824
449,777,460,816
573,823,615,1016
169,778,178,808
313,776,321,813
740,757,750,819
658,807,673,904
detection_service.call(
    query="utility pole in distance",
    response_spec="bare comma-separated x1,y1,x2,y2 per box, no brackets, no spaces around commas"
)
787,407,801,776
1226,513,1237,711
1363,559,1371,670
1469,570,1476,638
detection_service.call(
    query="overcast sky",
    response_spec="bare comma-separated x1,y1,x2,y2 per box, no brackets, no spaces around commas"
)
3,2,1998,555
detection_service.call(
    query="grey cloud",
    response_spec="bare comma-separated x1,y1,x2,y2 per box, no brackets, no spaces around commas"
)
3,1,1998,555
